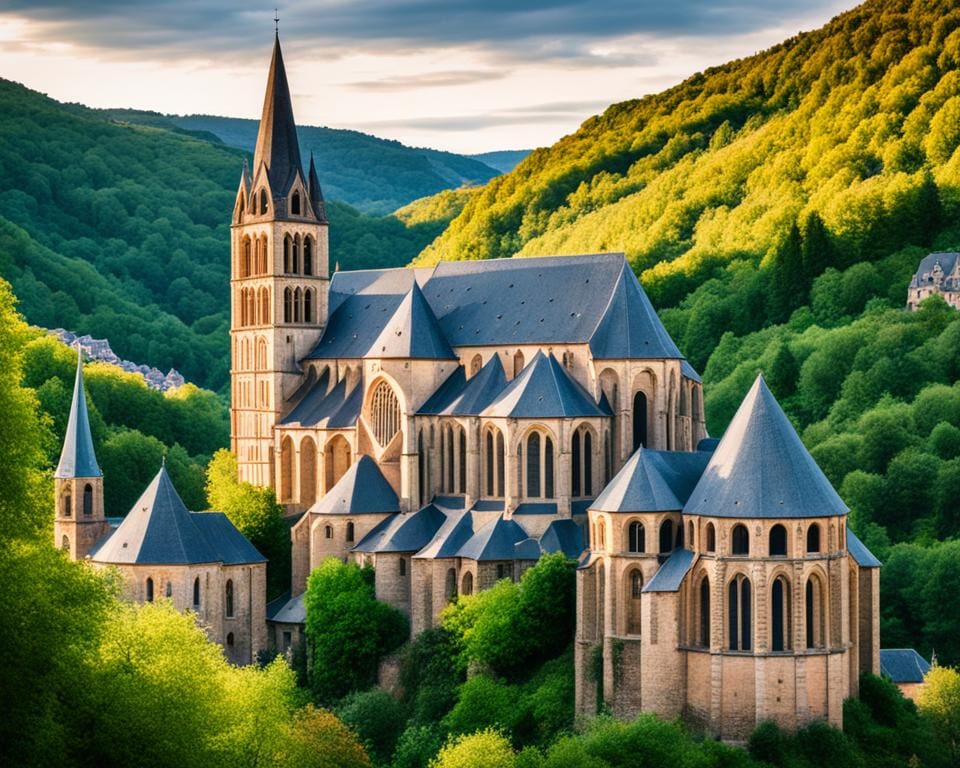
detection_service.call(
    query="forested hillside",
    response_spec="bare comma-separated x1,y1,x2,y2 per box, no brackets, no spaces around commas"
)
411,0,960,664
0,79,468,391
105,110,499,214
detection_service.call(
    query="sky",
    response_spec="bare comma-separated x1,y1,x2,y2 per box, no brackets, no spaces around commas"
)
0,1,856,155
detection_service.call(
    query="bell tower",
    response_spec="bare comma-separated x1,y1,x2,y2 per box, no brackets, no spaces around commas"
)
230,32,329,487
54,347,109,559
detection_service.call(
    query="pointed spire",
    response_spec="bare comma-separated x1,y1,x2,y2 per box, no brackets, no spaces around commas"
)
55,346,101,479
253,33,303,196
308,152,327,223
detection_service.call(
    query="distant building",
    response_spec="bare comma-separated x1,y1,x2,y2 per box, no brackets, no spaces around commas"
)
880,648,931,702
906,252,960,310
55,348,267,664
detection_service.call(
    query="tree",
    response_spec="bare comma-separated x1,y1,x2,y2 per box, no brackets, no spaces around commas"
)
430,729,517,768
336,689,407,766
767,224,805,324
281,705,372,768
304,559,409,703
919,665,960,764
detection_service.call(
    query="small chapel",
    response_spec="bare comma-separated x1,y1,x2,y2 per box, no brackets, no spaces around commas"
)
56,30,883,739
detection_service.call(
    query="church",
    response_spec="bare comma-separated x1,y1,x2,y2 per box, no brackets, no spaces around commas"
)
56,31,881,739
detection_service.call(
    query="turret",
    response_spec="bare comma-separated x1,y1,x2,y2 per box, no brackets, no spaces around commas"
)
54,346,109,559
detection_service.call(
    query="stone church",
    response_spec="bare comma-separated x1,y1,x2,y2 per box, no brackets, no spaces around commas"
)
55,349,267,664
56,31,882,737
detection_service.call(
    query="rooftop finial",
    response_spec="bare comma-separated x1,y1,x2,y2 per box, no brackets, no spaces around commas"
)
274,7,279,34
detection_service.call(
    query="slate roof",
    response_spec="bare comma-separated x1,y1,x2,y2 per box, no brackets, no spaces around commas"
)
880,649,931,684
354,504,447,553
483,350,609,419
307,455,399,516
280,369,362,428
593,448,712,513
419,355,508,415
643,548,696,592
267,592,306,624
253,34,304,197
909,251,960,288
683,375,848,519
414,509,474,559
457,514,528,561
91,466,264,565
304,253,686,363
589,261,683,360
847,527,882,567
539,519,585,558
369,282,457,359
680,359,702,384
55,349,101,479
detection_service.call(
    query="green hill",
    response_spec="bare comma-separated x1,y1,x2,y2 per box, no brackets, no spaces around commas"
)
467,150,532,174
104,110,501,214
0,79,467,391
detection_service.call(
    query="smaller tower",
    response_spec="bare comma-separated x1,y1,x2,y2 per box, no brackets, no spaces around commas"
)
54,347,109,559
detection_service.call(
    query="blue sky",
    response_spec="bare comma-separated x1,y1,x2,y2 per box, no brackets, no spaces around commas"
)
0,1,855,153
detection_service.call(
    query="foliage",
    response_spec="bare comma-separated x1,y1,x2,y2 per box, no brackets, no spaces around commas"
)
205,449,291,598
398,626,465,726
918,665,960,763
391,725,445,768
441,553,576,679
429,729,517,768
303,558,409,703
336,689,408,767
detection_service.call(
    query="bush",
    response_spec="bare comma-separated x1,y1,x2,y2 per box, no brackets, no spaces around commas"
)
430,729,517,768
392,725,444,768
336,689,407,766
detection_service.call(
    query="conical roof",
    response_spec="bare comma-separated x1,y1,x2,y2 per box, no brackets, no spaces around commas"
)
594,448,681,512
91,466,218,564
308,455,400,516
369,281,456,359
419,355,508,415
457,514,528,561
589,262,683,359
55,348,101,479
683,375,847,519
253,34,303,196
483,350,608,419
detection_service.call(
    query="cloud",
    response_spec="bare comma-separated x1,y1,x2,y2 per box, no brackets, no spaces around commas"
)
349,69,507,91
352,98,613,132
0,0,852,64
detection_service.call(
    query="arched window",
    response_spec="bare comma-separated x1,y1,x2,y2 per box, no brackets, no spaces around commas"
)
304,288,313,324
471,354,482,376
572,429,581,497
732,524,750,555
728,574,751,651
705,523,716,552
513,350,525,378
461,571,473,596
283,235,292,273
604,430,612,484
238,193,245,220
324,524,333,539
699,577,710,647
61,535,69,551
444,425,455,493
146,577,154,602
371,381,401,447
771,576,791,651
291,190,301,215
485,430,495,496
627,570,643,634
324,436,352,491
687,521,694,548
259,235,269,273
633,391,648,450
418,431,426,506
571,427,593,498
193,577,201,609
225,579,235,618
544,436,554,497
526,432,541,497
300,438,317,507
806,576,825,649
165,581,173,598
459,429,466,494
399,558,407,576
769,524,787,557
445,568,457,602
241,237,251,277
293,235,301,274
346,522,355,543
495,431,505,496
806,524,821,554
628,521,645,553
259,188,268,215
227,632,235,646
280,437,294,502
63,493,72,518
261,287,271,324
294,287,302,323
596,518,606,551
659,519,674,553
303,237,313,275
284,288,293,323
